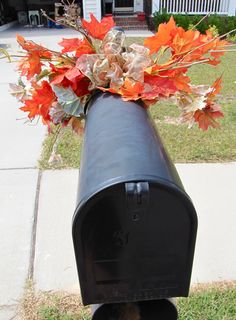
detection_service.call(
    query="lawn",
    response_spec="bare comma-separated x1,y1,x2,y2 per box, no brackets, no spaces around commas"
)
20,282,236,320
39,38,236,169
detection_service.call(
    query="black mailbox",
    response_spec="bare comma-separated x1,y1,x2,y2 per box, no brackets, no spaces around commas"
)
72,92,197,318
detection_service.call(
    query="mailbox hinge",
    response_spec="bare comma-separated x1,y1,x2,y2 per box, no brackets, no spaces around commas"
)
125,182,149,214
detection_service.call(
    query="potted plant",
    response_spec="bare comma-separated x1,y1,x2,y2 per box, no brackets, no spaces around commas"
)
137,12,145,21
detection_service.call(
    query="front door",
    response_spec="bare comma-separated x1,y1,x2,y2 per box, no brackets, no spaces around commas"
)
114,0,134,12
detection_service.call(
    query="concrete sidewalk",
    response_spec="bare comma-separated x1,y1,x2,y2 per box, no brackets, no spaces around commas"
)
33,164,236,292
0,24,153,52
0,26,236,320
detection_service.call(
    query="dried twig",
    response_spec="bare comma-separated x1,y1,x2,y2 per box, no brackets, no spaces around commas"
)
190,12,211,30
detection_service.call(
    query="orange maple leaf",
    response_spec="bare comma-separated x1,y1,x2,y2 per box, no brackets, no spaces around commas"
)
171,28,201,56
20,81,56,122
17,34,53,79
17,34,52,59
82,13,115,40
144,16,176,54
174,30,228,65
58,38,95,57
20,99,40,119
18,52,42,80
97,87,118,94
207,76,222,100
119,78,144,101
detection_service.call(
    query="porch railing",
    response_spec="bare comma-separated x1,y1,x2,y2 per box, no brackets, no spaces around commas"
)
153,0,235,16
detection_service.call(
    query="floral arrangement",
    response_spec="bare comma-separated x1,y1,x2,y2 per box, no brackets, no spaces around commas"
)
4,8,235,133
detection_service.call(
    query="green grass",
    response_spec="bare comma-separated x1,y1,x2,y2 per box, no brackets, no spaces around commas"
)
21,283,236,320
39,40,236,169
19,283,91,320
39,306,90,320
39,128,83,169
178,283,236,320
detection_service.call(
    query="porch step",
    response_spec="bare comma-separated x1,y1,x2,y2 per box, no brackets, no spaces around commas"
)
114,16,149,31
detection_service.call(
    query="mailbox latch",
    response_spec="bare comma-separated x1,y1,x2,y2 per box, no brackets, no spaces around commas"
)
125,182,149,215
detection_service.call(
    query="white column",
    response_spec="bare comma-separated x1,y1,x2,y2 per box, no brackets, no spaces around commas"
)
82,0,102,21
228,0,235,16
152,0,160,16
134,0,144,12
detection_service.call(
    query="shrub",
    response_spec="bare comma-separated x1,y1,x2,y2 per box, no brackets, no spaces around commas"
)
153,12,236,36
208,25,219,37
227,33,236,42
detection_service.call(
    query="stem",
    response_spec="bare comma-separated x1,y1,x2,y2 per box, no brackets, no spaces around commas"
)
190,12,211,30
180,28,236,63
0,54,27,61
210,49,236,52
218,43,236,47
48,124,62,158
41,9,93,45
154,58,211,74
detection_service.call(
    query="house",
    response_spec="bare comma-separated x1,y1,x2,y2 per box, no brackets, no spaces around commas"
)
0,0,235,28
83,0,236,20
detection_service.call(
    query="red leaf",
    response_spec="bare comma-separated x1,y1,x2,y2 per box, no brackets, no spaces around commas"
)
65,67,82,82
50,64,82,85
74,77,91,97
49,63,89,95
158,68,191,93
142,74,177,100
82,13,115,40
50,65,70,86
194,103,224,131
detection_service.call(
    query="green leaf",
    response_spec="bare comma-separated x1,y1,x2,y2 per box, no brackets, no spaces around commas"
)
18,78,25,87
52,86,84,117
0,48,11,62
36,69,51,81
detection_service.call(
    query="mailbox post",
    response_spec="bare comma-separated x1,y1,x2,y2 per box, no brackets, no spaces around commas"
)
72,92,198,319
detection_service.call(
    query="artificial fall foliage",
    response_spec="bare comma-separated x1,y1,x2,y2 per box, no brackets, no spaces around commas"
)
6,12,233,132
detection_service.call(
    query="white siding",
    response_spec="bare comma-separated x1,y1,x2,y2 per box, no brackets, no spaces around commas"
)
83,0,101,21
228,0,236,15
152,0,236,16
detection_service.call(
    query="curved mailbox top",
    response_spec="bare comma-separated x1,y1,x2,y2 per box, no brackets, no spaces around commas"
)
76,92,185,209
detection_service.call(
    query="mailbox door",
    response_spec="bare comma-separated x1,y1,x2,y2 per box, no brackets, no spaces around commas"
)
73,180,197,305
